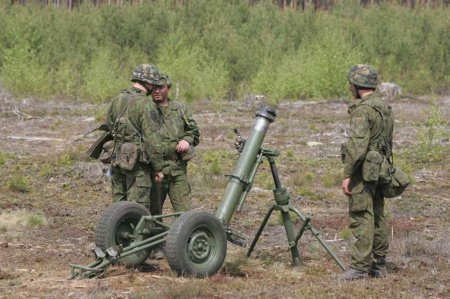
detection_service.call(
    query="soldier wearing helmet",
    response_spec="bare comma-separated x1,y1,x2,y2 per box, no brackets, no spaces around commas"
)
339,64,394,280
104,64,164,210
130,64,161,92
148,74,200,216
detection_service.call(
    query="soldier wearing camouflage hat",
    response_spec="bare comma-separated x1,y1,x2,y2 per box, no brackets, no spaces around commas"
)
148,74,200,216
339,64,394,280
105,64,164,210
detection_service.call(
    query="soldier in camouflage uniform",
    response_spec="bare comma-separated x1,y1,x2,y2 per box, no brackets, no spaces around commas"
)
339,65,394,280
148,74,200,215
105,64,164,210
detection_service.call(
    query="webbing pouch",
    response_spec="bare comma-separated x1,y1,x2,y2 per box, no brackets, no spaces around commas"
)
362,151,382,182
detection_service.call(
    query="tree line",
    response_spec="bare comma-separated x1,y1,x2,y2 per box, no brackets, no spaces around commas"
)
1,1,448,102
9,0,449,10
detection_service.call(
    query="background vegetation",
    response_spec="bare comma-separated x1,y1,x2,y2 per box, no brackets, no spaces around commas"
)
0,0,448,103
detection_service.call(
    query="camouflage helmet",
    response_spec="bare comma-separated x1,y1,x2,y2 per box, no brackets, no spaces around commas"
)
347,64,378,88
131,64,160,84
154,73,172,88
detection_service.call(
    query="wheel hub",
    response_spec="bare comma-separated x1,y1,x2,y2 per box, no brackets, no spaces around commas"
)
188,230,212,263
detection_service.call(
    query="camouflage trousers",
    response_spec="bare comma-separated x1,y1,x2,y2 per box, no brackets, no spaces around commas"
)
348,177,389,272
150,169,191,215
110,163,152,210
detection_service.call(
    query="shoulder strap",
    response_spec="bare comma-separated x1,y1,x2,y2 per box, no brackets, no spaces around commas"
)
358,102,393,159
174,101,189,125
111,104,128,134
358,103,385,120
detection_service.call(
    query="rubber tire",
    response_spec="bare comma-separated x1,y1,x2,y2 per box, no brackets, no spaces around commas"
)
95,201,151,267
164,211,227,277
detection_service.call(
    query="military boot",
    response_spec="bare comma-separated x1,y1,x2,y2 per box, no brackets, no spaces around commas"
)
369,256,387,278
338,268,368,281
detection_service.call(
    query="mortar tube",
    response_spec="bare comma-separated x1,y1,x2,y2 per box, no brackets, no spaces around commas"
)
216,107,276,225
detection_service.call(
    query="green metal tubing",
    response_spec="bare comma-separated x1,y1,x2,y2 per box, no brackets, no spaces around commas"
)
272,189,299,265
269,158,301,266
135,213,182,232
290,207,346,272
70,259,110,279
118,231,168,259
69,231,169,279
236,151,265,212
295,217,311,244
280,208,301,266
247,204,277,257
216,107,276,225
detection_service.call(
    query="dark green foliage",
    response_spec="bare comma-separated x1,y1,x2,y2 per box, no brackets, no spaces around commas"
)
0,1,448,102
8,171,29,193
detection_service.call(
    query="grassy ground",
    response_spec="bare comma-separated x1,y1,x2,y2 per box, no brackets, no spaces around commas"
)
0,92,449,299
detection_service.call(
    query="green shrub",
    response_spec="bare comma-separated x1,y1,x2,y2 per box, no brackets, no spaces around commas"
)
26,213,47,228
38,163,54,178
413,98,448,163
57,145,89,166
252,17,363,102
1,44,48,98
304,171,316,181
0,2,448,101
8,173,29,193
57,153,75,166
157,30,229,101
208,158,222,175
82,46,128,103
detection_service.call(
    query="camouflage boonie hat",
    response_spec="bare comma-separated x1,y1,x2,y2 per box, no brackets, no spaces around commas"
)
131,64,160,84
347,64,378,88
154,73,172,88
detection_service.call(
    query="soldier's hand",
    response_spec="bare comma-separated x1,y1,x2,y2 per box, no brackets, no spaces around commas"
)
176,140,190,153
155,171,164,183
342,177,352,197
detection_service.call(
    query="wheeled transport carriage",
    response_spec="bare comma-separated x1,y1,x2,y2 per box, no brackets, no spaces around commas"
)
70,107,345,279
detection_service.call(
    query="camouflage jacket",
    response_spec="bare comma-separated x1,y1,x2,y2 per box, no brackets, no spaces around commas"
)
343,92,394,178
105,87,163,171
151,98,200,160
105,88,132,138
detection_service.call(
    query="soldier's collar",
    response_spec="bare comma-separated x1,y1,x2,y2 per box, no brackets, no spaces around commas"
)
131,86,144,93
360,91,375,99
357,91,378,105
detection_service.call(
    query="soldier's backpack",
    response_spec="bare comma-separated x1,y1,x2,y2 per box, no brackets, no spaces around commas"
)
360,101,410,198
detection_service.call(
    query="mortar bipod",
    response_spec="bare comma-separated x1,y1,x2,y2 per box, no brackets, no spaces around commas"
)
245,150,347,272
